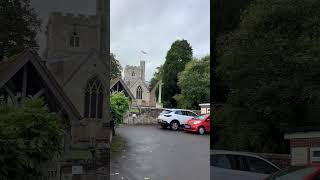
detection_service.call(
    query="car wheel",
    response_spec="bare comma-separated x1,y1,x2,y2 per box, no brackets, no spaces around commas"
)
170,121,179,131
198,127,205,135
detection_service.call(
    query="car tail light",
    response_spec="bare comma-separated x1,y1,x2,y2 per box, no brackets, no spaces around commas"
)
164,114,172,117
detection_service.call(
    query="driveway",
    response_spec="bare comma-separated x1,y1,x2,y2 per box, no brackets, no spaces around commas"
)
110,125,210,180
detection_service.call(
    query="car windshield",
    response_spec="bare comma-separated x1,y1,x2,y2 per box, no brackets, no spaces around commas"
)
194,115,206,120
265,166,317,180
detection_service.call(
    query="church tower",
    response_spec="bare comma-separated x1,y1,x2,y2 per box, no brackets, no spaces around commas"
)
96,0,109,55
140,60,145,82
45,0,109,59
44,0,111,152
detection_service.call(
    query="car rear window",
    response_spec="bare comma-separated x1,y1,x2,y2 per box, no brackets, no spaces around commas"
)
187,111,197,117
211,154,231,169
245,156,279,174
182,111,189,116
265,166,317,180
162,110,172,114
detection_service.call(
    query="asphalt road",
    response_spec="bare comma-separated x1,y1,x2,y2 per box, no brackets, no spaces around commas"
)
110,125,210,180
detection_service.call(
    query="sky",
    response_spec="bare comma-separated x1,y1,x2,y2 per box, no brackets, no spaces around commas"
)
31,0,210,81
111,0,210,81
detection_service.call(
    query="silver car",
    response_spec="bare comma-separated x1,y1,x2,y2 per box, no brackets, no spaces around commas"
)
211,150,281,180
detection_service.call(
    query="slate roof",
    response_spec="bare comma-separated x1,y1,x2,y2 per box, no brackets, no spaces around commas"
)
0,50,82,121
110,77,136,101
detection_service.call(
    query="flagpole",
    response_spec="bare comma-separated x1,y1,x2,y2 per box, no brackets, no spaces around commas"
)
140,50,147,61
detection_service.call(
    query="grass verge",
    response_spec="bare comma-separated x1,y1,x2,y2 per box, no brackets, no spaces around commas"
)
71,150,92,160
110,135,127,160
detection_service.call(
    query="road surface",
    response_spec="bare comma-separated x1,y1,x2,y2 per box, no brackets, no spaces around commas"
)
110,125,210,180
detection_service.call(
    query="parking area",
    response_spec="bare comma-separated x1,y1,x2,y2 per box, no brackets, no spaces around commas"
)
110,125,210,180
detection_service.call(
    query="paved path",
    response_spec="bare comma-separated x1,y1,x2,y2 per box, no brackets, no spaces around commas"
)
110,125,210,180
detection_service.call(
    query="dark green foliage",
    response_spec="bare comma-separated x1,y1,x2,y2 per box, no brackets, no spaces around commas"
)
213,0,252,40
0,98,64,179
110,92,130,125
0,0,41,60
149,65,164,102
175,55,210,109
212,0,252,149
212,0,252,104
111,53,122,79
162,39,193,108
149,65,163,90
216,0,320,153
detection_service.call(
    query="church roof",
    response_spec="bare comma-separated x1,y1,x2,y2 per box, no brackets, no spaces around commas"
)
110,77,136,101
0,50,82,121
0,52,31,86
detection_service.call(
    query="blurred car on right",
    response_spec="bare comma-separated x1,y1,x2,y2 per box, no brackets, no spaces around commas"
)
264,164,320,180
211,150,280,180
184,113,210,135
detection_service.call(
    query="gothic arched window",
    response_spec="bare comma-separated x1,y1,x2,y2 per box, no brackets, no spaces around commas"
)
136,86,142,99
132,71,135,76
84,77,104,119
70,32,80,48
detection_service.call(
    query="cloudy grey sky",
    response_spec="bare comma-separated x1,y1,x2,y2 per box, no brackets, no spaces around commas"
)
31,0,210,81
111,0,210,81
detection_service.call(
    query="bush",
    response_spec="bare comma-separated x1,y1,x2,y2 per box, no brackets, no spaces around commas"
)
0,98,64,179
110,92,130,125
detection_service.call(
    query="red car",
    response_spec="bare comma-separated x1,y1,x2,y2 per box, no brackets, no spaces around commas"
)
184,113,210,135
265,164,320,180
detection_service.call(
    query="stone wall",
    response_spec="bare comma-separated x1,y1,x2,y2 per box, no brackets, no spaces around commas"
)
40,160,109,180
125,108,162,124
124,107,201,125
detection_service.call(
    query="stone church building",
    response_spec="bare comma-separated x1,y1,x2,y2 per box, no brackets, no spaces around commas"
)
43,0,111,148
0,0,111,178
123,61,155,107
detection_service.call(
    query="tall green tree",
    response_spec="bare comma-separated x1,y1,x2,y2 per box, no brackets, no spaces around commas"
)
149,65,164,102
175,55,210,109
111,53,122,79
212,0,253,150
212,0,253,104
162,39,193,108
0,98,64,179
216,0,320,153
0,0,41,60
149,65,164,90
